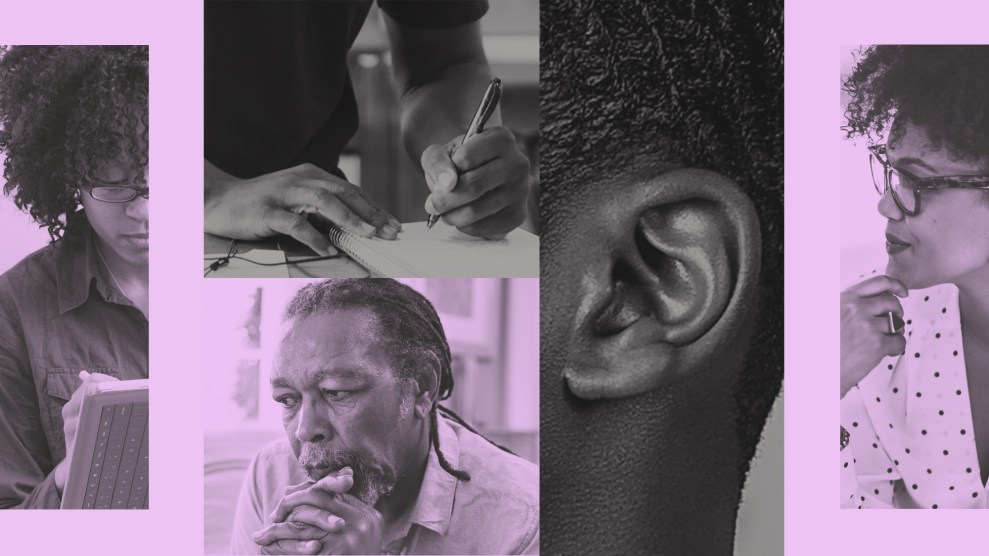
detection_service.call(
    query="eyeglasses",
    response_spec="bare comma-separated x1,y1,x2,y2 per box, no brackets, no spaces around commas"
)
868,144,989,215
80,184,150,203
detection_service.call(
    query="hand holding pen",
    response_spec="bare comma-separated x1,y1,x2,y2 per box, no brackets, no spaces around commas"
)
419,78,531,238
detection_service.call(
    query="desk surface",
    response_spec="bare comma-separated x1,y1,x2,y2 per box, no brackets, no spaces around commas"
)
204,234,368,278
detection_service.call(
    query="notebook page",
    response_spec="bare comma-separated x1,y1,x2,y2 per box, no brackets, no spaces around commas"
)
329,221,538,278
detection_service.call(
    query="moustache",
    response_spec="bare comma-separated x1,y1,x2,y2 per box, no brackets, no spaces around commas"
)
297,444,394,505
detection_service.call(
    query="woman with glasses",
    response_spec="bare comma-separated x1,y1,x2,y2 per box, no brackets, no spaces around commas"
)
0,46,148,508
839,45,989,509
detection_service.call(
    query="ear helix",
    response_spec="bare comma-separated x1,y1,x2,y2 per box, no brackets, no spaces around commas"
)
635,201,734,345
563,169,760,400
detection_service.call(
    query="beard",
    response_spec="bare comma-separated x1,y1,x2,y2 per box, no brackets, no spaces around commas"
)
297,444,394,506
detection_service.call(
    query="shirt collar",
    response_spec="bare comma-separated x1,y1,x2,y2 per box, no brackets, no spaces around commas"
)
55,217,118,314
387,414,460,546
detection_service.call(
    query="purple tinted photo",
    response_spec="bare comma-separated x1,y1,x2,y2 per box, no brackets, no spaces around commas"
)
0,45,149,510
839,45,989,509
203,278,538,554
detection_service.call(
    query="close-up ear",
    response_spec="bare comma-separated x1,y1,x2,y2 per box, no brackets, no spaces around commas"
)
563,168,761,399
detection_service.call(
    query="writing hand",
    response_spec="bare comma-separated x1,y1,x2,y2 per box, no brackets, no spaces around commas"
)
421,127,530,238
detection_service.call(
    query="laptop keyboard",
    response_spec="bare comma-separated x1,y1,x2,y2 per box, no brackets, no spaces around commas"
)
82,401,149,509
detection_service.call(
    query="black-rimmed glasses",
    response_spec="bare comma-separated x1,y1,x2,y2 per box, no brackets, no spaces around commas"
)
80,184,150,203
868,144,989,215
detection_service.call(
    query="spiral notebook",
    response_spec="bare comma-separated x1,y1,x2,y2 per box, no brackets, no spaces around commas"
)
327,221,538,278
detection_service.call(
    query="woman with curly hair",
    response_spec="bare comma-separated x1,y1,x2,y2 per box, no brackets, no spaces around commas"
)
0,45,148,509
840,45,989,509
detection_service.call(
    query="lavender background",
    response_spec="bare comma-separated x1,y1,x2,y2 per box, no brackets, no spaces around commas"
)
201,278,538,554
0,154,50,271
839,45,888,285
786,4,989,553
0,0,986,554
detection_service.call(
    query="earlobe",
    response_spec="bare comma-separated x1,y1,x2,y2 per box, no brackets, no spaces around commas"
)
563,168,761,399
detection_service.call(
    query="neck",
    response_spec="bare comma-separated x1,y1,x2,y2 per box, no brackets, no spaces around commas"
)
94,235,149,319
94,235,148,286
376,418,431,522
956,266,989,346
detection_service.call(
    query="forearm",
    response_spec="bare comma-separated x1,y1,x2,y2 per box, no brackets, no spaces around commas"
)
397,59,496,165
205,159,239,204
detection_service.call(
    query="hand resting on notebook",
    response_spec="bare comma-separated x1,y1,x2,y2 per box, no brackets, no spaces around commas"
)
205,161,402,257
52,371,119,494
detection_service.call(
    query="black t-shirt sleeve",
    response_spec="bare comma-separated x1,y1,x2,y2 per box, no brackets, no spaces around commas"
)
379,0,488,28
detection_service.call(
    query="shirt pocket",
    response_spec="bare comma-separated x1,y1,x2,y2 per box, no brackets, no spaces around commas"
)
44,367,119,455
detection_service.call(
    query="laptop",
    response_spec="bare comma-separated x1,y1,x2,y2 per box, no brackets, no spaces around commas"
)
60,379,149,509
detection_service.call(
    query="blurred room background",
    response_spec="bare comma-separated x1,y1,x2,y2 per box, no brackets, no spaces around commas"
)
203,278,538,554
341,0,539,232
0,153,51,273
840,45,888,286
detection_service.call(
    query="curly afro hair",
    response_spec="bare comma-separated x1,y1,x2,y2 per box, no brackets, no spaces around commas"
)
0,45,148,241
843,45,989,164
540,0,783,482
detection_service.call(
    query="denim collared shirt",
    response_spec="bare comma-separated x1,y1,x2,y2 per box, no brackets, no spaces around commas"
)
230,416,540,554
0,219,148,508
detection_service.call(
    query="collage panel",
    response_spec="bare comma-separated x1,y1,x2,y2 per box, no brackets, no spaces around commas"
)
538,1,783,555
202,0,538,279
202,278,538,554
839,45,989,510
0,45,149,510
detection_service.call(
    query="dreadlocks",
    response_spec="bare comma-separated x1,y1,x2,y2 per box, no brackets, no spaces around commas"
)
284,278,511,481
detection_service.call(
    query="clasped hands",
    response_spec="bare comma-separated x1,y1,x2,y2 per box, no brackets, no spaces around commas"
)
253,467,385,555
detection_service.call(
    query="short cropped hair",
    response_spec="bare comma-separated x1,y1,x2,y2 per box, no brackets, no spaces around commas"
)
540,0,783,481
0,45,148,240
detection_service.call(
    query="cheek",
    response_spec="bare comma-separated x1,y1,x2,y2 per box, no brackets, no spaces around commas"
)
344,395,406,449
81,198,124,233
923,208,989,267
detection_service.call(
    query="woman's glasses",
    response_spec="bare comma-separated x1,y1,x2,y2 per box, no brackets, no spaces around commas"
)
868,144,989,215
80,184,150,203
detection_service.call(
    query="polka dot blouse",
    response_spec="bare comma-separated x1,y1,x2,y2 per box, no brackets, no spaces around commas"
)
841,282,987,509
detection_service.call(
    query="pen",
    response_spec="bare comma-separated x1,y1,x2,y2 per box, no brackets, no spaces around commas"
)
427,77,503,230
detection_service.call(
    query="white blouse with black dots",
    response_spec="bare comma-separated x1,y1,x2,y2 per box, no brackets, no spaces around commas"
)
841,282,987,509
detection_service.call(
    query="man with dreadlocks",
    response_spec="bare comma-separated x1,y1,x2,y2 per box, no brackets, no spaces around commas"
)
230,279,538,555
